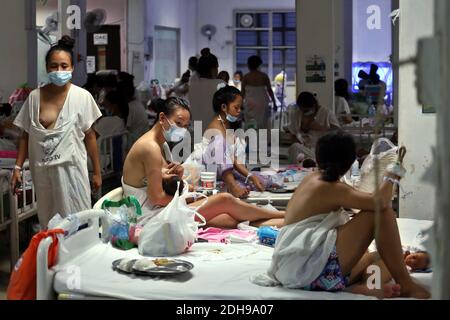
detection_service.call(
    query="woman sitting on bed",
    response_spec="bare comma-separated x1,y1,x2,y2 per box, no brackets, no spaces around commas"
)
266,131,429,299
121,96,284,229
189,84,278,198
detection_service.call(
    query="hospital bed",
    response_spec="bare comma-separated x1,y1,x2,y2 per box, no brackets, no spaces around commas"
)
341,114,396,146
35,188,433,300
0,165,38,270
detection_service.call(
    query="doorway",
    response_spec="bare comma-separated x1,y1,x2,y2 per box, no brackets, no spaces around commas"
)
154,26,180,85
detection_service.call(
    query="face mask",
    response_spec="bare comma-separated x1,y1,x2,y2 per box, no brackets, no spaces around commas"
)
226,113,239,123
163,118,187,143
303,109,315,117
48,71,72,87
233,80,241,84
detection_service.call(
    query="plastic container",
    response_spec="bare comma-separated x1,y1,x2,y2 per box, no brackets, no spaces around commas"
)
200,172,217,190
257,226,279,247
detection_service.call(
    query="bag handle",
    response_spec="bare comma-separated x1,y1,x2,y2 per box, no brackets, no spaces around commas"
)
101,196,142,216
183,191,208,227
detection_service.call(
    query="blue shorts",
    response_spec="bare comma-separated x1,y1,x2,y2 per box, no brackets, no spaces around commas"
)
303,247,349,292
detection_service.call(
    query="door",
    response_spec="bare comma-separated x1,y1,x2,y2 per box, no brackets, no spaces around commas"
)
87,25,121,73
154,26,180,85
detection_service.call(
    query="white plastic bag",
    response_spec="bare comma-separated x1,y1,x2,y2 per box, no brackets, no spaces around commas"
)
354,138,399,193
138,184,207,257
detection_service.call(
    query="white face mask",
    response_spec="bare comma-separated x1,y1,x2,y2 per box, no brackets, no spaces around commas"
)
48,71,72,86
163,118,187,143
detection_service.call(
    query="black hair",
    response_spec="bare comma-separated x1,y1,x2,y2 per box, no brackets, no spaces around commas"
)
212,85,242,114
218,71,230,83
335,79,350,101
162,176,185,196
181,70,191,84
45,35,75,66
97,73,118,89
297,91,318,110
302,158,317,169
157,97,192,118
197,48,219,78
247,55,263,71
83,74,99,91
189,56,198,71
315,131,357,182
117,79,136,101
234,70,243,79
104,90,129,126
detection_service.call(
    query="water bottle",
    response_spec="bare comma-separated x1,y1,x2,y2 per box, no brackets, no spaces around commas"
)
368,105,376,117
351,160,360,177
257,226,279,247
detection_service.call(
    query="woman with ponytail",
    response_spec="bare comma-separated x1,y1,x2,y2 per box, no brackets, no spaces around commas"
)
260,131,429,299
11,35,102,228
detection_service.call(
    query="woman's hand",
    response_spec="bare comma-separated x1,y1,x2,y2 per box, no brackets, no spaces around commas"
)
229,183,249,199
10,169,22,195
91,173,102,194
250,175,265,192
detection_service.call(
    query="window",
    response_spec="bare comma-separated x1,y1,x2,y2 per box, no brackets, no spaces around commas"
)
235,11,296,84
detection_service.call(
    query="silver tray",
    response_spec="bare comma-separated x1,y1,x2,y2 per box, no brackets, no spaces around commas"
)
112,258,194,276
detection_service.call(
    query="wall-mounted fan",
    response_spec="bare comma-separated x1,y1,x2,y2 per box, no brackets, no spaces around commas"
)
239,14,254,28
37,12,58,46
201,24,217,41
84,8,107,33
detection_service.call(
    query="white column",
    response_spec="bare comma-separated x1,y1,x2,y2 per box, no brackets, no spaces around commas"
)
296,0,335,110
0,0,28,98
71,0,87,86
397,0,436,220
433,0,450,300
128,0,146,84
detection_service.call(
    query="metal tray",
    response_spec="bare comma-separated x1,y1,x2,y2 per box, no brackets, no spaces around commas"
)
112,258,194,276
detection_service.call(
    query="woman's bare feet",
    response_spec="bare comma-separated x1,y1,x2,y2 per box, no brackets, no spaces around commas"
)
401,282,431,299
351,283,402,299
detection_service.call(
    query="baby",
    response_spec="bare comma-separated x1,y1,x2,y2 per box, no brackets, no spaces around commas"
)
404,250,431,272
162,175,185,196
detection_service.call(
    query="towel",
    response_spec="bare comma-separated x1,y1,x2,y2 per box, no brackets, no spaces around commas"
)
252,210,349,288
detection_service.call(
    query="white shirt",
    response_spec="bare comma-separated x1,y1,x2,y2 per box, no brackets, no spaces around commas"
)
334,96,352,125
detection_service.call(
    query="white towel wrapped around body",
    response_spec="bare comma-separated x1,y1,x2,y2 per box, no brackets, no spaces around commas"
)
252,209,350,288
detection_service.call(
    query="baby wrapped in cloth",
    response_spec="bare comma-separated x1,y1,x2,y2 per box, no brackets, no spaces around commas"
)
252,209,350,290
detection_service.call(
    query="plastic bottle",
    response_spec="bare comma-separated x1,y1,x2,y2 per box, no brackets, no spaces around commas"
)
351,160,360,177
368,105,376,117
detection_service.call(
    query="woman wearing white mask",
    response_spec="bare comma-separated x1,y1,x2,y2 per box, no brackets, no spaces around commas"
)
184,85,280,199
11,36,103,229
122,97,284,228
286,92,340,164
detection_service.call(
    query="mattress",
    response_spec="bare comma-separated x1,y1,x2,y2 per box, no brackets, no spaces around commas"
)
53,218,433,300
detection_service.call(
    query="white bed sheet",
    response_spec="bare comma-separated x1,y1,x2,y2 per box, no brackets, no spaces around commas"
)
53,218,433,300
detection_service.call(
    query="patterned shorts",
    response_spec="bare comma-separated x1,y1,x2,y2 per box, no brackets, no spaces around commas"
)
303,247,349,292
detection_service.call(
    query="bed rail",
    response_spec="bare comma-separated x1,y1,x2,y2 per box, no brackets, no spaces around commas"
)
0,166,38,270
36,209,107,300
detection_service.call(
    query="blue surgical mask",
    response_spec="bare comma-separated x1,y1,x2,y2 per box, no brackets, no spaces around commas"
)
233,80,241,85
163,119,187,143
48,71,72,86
226,113,239,123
